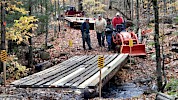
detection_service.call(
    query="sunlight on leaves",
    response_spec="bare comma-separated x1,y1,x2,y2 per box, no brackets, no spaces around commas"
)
6,16,38,44
82,0,106,17
5,55,29,80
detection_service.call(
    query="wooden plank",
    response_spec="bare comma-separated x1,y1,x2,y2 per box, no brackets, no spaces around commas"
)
11,56,80,86
51,66,86,86
11,54,127,89
66,56,108,87
40,55,96,87
88,54,128,87
56,55,100,87
57,55,103,87
78,54,128,88
82,55,98,65
23,56,93,87
70,54,118,88
13,56,88,87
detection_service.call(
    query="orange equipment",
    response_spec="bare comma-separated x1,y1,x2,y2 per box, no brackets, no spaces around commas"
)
112,31,146,56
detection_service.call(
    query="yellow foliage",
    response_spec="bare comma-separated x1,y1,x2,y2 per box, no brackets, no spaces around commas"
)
7,4,28,14
6,55,28,80
6,16,38,44
4,0,28,14
176,1,178,10
0,1,38,44
82,0,106,16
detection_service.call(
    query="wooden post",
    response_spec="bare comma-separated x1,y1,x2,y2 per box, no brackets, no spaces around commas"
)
99,67,102,99
69,39,72,53
130,46,132,67
129,39,133,67
98,56,104,99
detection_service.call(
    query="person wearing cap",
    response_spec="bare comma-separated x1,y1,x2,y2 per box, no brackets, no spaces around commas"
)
105,19,113,51
80,19,93,50
95,14,107,47
112,12,125,29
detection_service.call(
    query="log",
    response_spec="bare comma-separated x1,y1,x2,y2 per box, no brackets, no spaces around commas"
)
171,48,178,53
33,48,44,53
35,61,53,71
40,51,50,60
171,43,178,53
156,92,177,100
172,43,178,46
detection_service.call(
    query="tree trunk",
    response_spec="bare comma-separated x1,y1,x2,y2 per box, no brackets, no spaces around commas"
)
40,0,44,34
163,0,167,13
41,0,43,13
126,0,131,19
54,0,57,38
131,0,134,20
153,0,163,92
1,0,6,78
124,0,126,17
135,0,139,34
63,0,65,12
28,0,33,68
1,1,6,47
78,0,82,11
45,0,48,48
109,0,112,9
58,0,60,33
1,0,7,87
146,0,151,26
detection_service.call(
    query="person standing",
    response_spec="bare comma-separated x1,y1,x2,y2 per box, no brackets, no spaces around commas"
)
80,19,92,50
112,12,125,30
95,14,107,47
105,19,113,51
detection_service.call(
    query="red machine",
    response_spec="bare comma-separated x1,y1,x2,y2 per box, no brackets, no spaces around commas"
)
112,31,146,56
65,6,84,17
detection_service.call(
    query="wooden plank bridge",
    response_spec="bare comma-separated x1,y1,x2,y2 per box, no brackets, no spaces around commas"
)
11,54,128,94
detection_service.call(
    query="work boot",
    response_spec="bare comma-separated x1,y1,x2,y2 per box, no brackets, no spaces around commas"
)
107,46,111,51
88,47,93,50
83,47,86,50
99,43,102,47
102,43,105,47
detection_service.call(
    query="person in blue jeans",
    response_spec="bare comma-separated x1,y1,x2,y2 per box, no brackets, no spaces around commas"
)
105,19,113,51
80,19,92,50
95,14,107,47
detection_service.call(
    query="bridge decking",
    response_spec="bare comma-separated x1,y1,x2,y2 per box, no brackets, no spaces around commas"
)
11,54,128,90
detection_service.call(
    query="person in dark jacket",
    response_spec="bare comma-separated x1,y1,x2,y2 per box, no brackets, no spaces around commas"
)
80,19,92,50
105,19,113,51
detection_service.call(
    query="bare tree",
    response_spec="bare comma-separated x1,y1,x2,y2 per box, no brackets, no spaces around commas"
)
152,0,163,91
1,0,7,86
28,0,33,68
